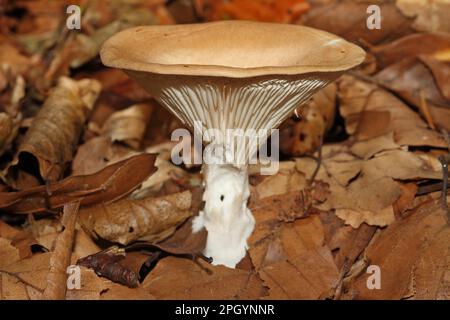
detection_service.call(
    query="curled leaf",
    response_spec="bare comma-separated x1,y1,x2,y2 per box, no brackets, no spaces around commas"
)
0,153,157,214
79,190,194,245
5,77,101,188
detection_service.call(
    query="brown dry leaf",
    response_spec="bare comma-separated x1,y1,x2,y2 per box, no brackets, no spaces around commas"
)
43,202,80,300
0,238,21,270
0,41,32,75
322,152,362,187
0,113,18,157
0,252,51,295
72,227,101,261
248,212,339,299
0,273,31,300
371,32,450,69
5,77,102,188
320,148,441,227
101,103,153,149
343,200,450,299
142,256,265,299
393,182,419,217
0,112,19,156
421,54,450,100
0,220,42,259
133,154,195,198
299,0,413,45
338,75,447,147
396,0,450,33
255,167,307,199
320,212,377,271
148,216,208,257
79,190,194,245
0,153,157,213
350,132,400,159
375,56,450,131
71,135,137,176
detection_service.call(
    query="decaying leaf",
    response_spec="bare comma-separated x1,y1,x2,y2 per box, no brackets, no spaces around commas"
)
0,153,157,213
338,75,447,147
79,190,194,245
142,256,265,299
343,200,450,299
0,112,18,157
4,77,102,188
299,0,413,45
77,247,141,288
248,212,339,299
396,0,450,33
43,202,80,300
101,103,153,149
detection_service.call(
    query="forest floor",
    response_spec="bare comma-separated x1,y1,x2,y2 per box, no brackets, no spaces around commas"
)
0,0,449,300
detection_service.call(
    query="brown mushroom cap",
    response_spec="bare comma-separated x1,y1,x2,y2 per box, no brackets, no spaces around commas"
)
101,20,365,78
101,21,365,165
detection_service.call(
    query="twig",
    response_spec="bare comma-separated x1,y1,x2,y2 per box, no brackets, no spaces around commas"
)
43,201,80,300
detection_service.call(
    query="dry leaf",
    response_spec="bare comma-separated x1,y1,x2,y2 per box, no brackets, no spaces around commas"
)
101,103,153,149
299,0,413,45
0,153,157,213
79,190,194,245
255,168,307,199
0,112,19,157
5,77,101,188
43,201,80,300
142,257,265,299
338,75,447,147
343,200,450,299
396,0,450,33
248,213,339,299
371,32,450,69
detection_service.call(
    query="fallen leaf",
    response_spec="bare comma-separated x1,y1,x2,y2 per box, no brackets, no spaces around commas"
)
43,202,80,300
396,0,450,33
79,190,194,245
248,214,339,299
299,0,413,45
0,153,157,213
343,200,450,299
101,103,153,149
371,33,450,69
338,75,447,147
4,77,101,188
142,257,265,299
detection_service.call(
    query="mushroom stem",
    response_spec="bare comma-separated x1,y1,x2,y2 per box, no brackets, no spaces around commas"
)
192,160,254,268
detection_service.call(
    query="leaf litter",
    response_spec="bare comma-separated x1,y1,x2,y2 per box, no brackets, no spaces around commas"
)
0,0,449,300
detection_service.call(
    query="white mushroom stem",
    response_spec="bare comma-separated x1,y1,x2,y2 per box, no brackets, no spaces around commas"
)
192,156,254,268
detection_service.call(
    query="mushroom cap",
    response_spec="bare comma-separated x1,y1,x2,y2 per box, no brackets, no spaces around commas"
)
101,20,365,78
101,21,365,164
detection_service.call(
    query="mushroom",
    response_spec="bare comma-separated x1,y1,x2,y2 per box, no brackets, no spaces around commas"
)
101,20,365,268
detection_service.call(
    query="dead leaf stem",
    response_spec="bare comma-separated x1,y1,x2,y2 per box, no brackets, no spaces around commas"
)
43,201,80,300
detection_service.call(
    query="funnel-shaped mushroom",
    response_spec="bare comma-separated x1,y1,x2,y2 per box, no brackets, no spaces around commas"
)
101,20,365,268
